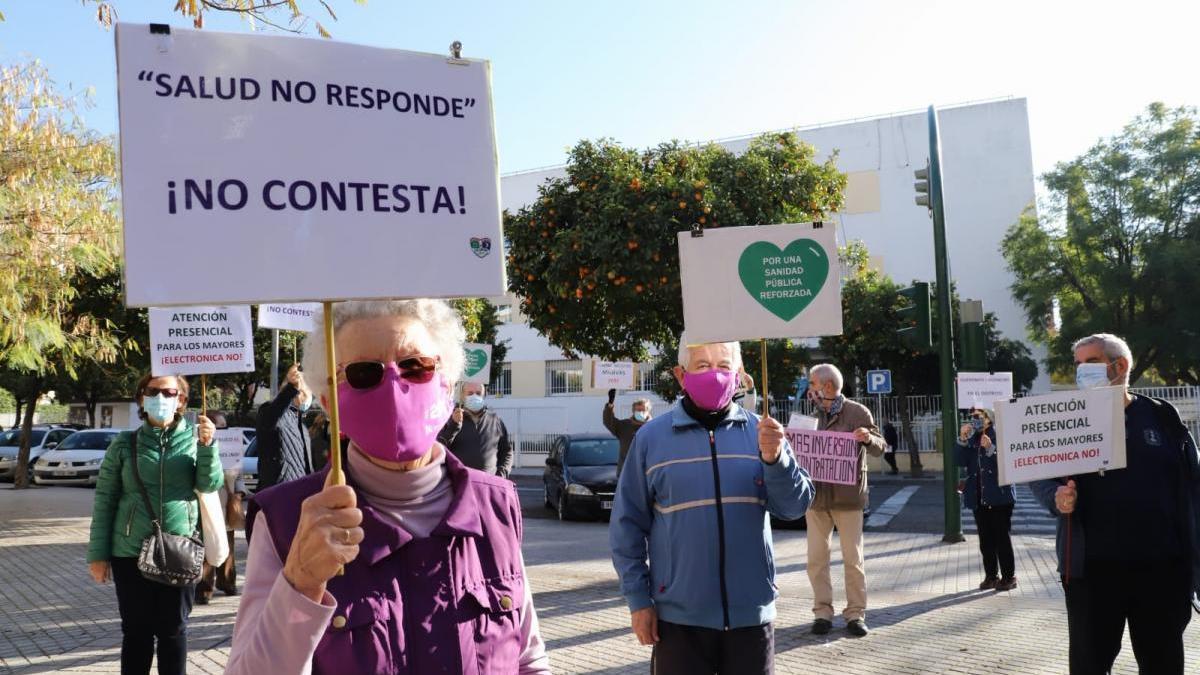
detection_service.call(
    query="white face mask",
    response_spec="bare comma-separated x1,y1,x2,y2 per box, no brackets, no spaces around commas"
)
1075,362,1112,389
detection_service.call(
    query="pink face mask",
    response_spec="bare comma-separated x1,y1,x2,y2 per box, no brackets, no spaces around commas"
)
337,367,453,463
683,370,738,411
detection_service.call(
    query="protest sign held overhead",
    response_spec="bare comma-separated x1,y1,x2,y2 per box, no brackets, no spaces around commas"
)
115,23,505,307
957,372,1013,410
461,343,492,385
784,425,859,486
592,362,635,390
258,303,320,332
678,223,842,343
149,306,255,377
994,386,1126,485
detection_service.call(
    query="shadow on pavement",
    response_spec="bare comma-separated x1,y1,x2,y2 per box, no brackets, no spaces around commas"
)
775,588,993,652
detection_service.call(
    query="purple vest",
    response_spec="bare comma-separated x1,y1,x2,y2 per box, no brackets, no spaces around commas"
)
248,451,527,674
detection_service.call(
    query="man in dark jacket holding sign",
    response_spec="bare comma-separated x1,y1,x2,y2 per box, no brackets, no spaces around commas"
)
255,365,314,491
1031,333,1200,675
438,382,513,478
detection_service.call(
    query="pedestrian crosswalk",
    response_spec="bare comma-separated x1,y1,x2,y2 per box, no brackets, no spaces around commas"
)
962,484,1058,535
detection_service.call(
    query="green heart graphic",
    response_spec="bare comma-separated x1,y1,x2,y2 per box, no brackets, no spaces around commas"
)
737,239,830,321
464,348,489,377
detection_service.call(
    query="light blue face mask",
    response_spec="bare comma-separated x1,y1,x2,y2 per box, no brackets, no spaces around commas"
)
297,392,313,412
633,410,649,422
1075,363,1112,390
970,417,985,432
142,394,178,423
464,394,485,412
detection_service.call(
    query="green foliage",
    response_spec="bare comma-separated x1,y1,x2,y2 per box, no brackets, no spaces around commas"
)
0,387,14,413
48,266,149,424
505,134,846,362
35,402,69,424
83,1,367,35
0,60,123,377
1003,103,1200,384
821,242,1037,396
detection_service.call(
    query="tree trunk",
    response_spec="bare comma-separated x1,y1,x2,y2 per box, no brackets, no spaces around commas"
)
895,378,923,477
14,390,40,489
86,394,98,428
13,399,23,431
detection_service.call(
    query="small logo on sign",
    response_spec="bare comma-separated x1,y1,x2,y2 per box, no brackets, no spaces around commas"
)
1144,429,1163,446
470,237,492,258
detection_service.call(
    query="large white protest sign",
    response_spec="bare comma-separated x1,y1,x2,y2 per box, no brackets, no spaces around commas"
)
957,372,1014,410
678,223,842,343
258,303,320,332
994,386,1126,485
784,426,859,485
592,361,635,390
149,306,255,377
116,24,504,307
214,428,249,471
461,343,492,385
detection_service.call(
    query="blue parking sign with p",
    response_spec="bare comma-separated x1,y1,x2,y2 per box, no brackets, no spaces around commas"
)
867,369,892,395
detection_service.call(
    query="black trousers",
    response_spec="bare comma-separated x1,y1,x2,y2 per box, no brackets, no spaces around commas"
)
652,620,773,674
1065,559,1191,675
973,504,1015,579
882,451,898,472
111,557,195,675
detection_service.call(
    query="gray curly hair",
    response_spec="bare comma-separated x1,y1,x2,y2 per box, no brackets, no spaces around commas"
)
302,299,467,400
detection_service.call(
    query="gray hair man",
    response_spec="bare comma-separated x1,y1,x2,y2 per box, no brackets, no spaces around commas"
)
805,363,886,637
610,332,813,673
604,390,652,479
438,382,514,478
1031,333,1200,674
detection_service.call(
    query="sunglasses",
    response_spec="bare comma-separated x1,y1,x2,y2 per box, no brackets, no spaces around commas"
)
143,387,180,398
341,356,439,390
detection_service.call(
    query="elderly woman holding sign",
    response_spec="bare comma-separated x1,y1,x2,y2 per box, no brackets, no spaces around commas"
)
226,299,549,674
956,407,1016,591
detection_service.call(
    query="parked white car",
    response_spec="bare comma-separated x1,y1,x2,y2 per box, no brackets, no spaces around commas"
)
0,427,79,483
33,429,123,487
240,437,259,493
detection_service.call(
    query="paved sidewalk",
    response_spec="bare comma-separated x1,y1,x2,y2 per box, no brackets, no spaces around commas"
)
2,485,1198,674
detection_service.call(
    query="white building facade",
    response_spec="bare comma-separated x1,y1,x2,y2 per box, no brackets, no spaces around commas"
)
487,98,1042,465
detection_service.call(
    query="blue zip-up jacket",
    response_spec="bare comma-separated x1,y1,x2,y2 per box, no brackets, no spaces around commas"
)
609,401,815,630
955,426,1015,510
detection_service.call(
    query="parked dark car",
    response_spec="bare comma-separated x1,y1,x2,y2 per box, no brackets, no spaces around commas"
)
543,434,619,521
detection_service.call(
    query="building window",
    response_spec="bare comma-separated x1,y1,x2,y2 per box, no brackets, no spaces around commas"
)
635,366,659,392
491,362,512,397
545,359,583,395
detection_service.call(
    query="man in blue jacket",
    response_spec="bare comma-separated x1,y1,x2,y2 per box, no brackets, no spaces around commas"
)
610,333,814,673
1031,333,1200,675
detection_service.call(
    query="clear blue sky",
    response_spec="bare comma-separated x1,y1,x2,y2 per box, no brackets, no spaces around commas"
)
3,0,1197,179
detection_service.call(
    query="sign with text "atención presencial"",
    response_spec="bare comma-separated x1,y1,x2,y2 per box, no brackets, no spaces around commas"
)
994,386,1127,485
116,23,505,307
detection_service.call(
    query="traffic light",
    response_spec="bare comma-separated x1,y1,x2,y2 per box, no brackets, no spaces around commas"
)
898,282,933,350
960,321,988,371
914,164,931,210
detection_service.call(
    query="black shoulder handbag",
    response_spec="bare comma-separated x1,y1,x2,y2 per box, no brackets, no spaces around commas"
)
128,430,205,587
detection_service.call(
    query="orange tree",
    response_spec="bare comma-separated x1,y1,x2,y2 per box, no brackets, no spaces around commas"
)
505,133,846,368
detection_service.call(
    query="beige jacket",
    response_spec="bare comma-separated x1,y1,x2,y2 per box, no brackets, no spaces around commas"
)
809,398,886,511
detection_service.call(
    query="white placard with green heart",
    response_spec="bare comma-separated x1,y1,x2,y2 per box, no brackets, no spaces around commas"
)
677,223,843,343
462,343,493,384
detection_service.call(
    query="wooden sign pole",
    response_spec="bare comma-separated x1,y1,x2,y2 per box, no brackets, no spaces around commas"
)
760,338,769,418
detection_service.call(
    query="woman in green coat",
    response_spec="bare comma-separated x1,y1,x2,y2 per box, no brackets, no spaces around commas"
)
86,373,223,675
